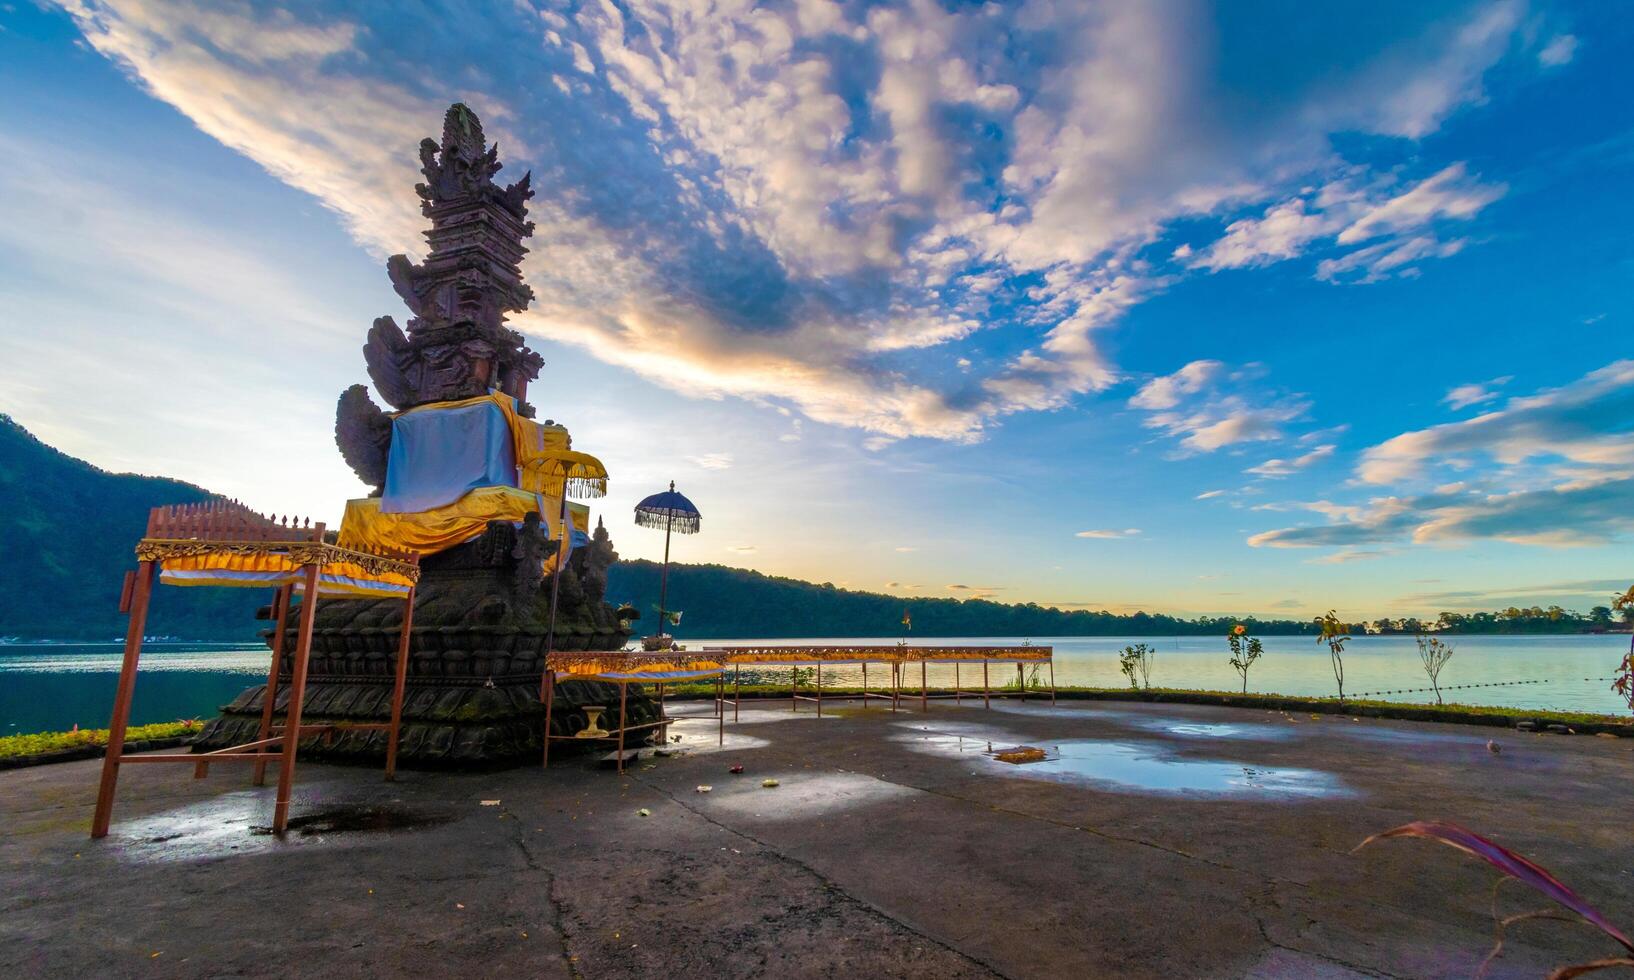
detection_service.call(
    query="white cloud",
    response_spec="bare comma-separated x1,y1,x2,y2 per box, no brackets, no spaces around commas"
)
1246,444,1335,477
1252,362,1634,550
1193,163,1504,281
1316,235,1469,284
53,0,1531,447
686,453,735,470
1148,400,1309,453
1075,528,1141,539
1358,361,1634,485
1195,489,1227,500
1129,360,1223,410
1251,477,1634,549
1538,34,1577,67
1442,376,1512,410
1304,550,1388,565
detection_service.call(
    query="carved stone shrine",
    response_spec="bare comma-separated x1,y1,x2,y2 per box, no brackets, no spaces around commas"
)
196,104,654,765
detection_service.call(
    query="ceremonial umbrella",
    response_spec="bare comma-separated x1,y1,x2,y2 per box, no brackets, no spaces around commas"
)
521,446,609,679
634,482,701,644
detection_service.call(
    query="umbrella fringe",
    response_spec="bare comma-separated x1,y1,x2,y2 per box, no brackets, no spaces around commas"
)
634,511,701,534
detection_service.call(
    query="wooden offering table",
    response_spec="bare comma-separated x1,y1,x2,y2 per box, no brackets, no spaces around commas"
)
541,651,726,772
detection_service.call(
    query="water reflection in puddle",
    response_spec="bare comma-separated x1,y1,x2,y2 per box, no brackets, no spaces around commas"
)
1147,721,1291,741
1025,741,1347,797
906,732,1348,798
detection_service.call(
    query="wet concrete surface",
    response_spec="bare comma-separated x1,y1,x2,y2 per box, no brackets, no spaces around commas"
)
2,698,1631,978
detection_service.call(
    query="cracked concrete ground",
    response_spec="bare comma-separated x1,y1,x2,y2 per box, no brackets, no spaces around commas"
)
2,698,1631,978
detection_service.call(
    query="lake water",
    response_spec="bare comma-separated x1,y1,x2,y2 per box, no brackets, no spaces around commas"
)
2,634,1628,734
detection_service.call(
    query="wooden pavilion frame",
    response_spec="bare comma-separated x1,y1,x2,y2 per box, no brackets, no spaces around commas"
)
701,645,1055,720
91,500,420,839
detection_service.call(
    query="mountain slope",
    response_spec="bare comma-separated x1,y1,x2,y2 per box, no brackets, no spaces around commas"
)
0,415,260,640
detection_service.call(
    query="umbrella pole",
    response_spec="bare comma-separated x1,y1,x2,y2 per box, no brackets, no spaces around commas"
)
541,493,568,698
657,511,673,642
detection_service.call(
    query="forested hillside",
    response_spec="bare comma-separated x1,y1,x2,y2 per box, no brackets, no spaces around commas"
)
0,415,260,640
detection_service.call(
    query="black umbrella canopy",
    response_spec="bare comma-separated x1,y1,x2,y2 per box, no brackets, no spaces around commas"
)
634,481,701,534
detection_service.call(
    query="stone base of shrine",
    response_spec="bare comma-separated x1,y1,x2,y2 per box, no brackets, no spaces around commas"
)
193,676,664,766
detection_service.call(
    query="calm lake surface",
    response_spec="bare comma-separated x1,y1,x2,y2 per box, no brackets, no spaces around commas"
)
2,634,1628,733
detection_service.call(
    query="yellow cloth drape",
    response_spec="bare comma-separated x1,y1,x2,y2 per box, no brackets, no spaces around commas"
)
158,551,415,598
338,486,573,557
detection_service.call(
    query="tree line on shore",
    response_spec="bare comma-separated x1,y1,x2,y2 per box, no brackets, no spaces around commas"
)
606,561,1631,640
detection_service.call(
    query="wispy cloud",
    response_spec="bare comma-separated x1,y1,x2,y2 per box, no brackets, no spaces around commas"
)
54,0,1534,447
1304,550,1387,565
1192,163,1505,283
1075,528,1141,539
1129,360,1222,411
1251,476,1634,549
1538,34,1578,68
1358,361,1634,485
1442,376,1512,410
687,453,735,470
1246,444,1334,478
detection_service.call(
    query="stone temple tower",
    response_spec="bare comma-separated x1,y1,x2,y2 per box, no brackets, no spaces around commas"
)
195,105,650,765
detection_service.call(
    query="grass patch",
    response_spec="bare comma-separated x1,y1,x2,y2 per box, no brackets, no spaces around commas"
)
0,720,204,760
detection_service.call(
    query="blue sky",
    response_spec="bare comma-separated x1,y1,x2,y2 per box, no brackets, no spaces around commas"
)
1,0,1631,620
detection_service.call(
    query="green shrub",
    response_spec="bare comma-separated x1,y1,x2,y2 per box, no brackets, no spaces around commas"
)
0,720,203,759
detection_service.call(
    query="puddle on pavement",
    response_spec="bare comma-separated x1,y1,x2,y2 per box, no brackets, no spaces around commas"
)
250,803,453,837
1142,721,1292,741
905,731,1347,799
1018,741,1348,798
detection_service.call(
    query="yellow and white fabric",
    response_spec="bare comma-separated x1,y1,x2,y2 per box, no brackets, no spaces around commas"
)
156,549,416,599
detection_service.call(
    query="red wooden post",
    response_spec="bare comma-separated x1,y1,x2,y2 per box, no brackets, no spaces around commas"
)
91,560,156,839
385,586,416,781
272,561,323,835
253,584,292,786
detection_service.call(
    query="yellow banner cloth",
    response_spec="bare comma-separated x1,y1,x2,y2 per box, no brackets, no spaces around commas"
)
338,486,573,557
158,551,415,598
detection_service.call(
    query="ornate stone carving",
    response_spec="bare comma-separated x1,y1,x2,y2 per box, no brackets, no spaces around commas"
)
336,102,547,487
511,511,550,603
